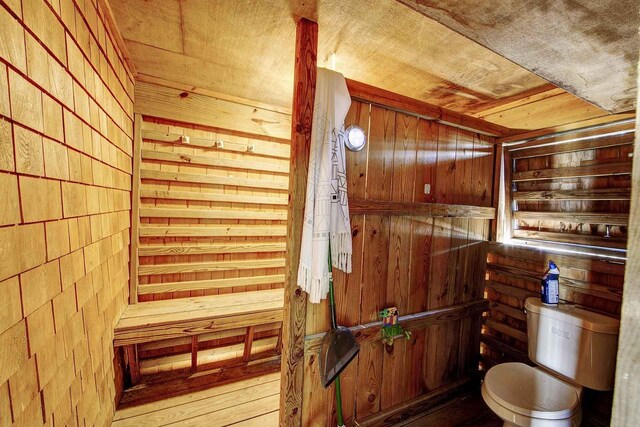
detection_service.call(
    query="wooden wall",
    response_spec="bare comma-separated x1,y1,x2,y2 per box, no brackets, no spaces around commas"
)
0,0,133,425
507,122,634,249
129,82,292,372
301,100,496,426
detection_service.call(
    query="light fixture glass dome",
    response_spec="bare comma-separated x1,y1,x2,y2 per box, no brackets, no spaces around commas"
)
345,125,366,151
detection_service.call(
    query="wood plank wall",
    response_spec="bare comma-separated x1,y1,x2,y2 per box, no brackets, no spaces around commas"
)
301,100,496,426
0,0,134,425
130,82,292,370
508,122,634,249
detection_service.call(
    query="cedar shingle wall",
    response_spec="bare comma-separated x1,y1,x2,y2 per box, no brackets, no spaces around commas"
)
0,0,133,425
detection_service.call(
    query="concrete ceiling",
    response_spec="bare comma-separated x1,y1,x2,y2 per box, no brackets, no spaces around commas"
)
396,0,639,114
109,0,637,132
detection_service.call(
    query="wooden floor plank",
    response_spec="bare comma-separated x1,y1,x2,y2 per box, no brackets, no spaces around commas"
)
113,378,280,427
226,411,279,426
113,373,280,421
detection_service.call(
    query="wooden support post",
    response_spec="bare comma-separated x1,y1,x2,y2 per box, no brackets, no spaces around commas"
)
125,345,141,386
129,113,142,304
280,18,318,427
611,64,639,426
191,336,198,372
243,326,256,363
495,147,513,243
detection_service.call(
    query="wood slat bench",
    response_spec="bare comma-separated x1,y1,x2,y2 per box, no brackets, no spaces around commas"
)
114,289,284,384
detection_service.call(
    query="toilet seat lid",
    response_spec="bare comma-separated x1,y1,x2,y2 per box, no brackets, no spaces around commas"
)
484,363,580,420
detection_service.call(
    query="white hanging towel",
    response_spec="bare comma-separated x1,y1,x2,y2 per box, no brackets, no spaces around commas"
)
297,68,353,304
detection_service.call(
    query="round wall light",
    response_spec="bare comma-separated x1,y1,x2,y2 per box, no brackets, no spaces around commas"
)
345,125,367,152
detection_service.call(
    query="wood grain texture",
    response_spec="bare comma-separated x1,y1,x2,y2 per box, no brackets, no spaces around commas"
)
349,199,495,219
611,84,639,425
346,79,510,137
280,18,317,427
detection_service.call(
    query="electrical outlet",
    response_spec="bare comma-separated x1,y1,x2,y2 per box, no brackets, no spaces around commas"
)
423,184,431,195
215,140,224,148
180,135,190,144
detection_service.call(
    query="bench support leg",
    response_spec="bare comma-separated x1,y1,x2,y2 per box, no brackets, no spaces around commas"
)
191,336,198,372
276,322,283,355
124,344,141,386
243,326,256,363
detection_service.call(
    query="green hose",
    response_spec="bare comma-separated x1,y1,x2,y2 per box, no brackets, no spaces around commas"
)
328,245,345,427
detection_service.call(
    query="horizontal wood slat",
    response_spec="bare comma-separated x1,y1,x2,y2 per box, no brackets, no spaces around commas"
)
138,258,285,276
142,129,291,159
487,242,626,276
138,274,285,294
141,149,289,173
304,299,488,354
512,188,631,201
139,225,287,237
483,318,528,342
138,243,287,256
349,199,495,219
514,211,629,226
512,162,632,182
512,230,628,249
140,169,289,190
487,264,623,302
510,132,634,159
139,207,287,221
480,334,531,364
137,323,282,353
139,189,288,205
485,280,539,301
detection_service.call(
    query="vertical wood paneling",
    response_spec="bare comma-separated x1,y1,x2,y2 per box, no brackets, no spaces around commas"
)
303,97,495,425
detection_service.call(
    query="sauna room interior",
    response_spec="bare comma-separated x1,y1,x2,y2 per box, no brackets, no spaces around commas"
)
0,0,639,426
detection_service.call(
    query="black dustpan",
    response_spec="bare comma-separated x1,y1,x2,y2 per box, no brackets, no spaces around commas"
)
319,325,359,388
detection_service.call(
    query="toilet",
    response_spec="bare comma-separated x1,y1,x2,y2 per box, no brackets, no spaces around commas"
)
482,297,620,427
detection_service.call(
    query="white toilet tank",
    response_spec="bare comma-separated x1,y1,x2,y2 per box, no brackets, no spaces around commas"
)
525,297,620,391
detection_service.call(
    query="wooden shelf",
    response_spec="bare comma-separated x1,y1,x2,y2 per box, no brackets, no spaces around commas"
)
138,275,285,295
349,199,495,219
514,211,629,226
512,188,631,201
512,161,632,182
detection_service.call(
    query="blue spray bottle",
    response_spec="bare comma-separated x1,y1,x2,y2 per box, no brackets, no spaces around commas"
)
541,261,560,306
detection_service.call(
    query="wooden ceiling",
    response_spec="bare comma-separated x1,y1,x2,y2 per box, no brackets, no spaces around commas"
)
109,0,636,133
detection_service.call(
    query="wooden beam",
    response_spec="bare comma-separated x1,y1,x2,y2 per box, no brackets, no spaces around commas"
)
141,150,290,173
139,189,288,205
485,280,539,301
514,211,629,226
138,243,287,257
139,169,288,190
480,334,530,364
512,230,628,249
345,79,511,137
304,299,488,354
129,114,142,304
512,188,631,201
280,18,317,427
139,207,287,221
137,259,285,276
139,225,287,238
512,161,632,181
137,274,285,295
349,199,495,219
496,148,513,242
611,71,640,425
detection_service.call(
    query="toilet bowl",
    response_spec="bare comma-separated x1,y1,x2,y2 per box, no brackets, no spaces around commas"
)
481,298,619,427
481,363,581,427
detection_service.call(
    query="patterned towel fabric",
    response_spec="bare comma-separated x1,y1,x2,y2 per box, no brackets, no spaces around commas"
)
297,68,353,304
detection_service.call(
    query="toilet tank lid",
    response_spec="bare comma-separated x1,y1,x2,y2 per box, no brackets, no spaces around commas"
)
525,298,619,334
